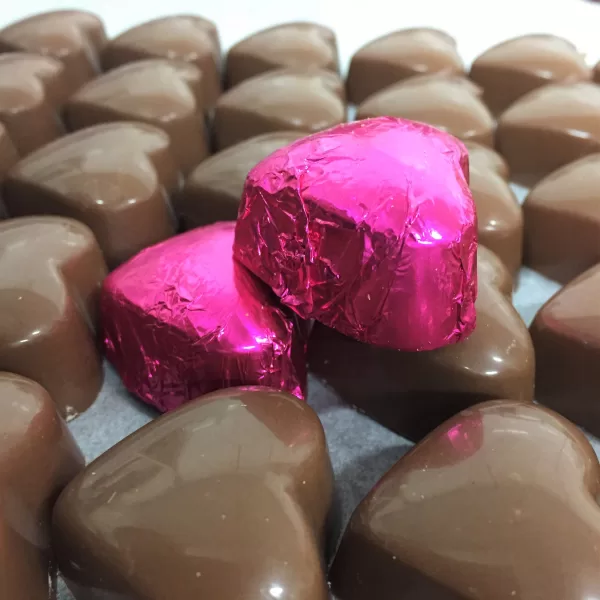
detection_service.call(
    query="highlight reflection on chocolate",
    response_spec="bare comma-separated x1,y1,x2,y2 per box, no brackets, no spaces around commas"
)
523,153,600,284
101,15,221,107
0,217,106,420
347,28,464,105
308,248,533,441
0,372,84,600
470,34,591,116
213,68,345,150
53,387,333,600
496,81,600,184
175,131,305,229
531,264,600,436
0,10,106,93
3,123,179,268
357,74,495,146
0,53,68,155
330,400,600,600
64,59,208,174
226,22,338,87
465,140,509,179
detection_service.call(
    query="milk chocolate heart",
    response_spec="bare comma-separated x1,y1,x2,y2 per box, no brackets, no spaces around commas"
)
465,141,509,179
53,387,333,600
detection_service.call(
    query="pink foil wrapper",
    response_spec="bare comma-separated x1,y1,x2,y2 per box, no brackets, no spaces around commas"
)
100,222,308,412
234,116,478,351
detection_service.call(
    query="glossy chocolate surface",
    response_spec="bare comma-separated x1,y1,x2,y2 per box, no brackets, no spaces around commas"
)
465,140,509,179
0,217,106,420
470,166,523,275
347,28,464,105
531,264,600,436
523,153,600,283
0,10,106,93
496,81,600,184
0,53,68,155
64,59,208,174
357,74,495,146
175,131,305,229
330,400,600,600
4,123,179,268
53,387,333,600
308,251,532,442
226,22,338,87
470,34,591,116
101,15,221,107
0,372,84,600
214,68,345,150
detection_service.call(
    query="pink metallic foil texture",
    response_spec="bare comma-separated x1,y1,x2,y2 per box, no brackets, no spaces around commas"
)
234,116,478,351
100,222,308,412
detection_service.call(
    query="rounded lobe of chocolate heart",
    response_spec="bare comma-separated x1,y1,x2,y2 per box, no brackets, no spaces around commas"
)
101,15,221,107
465,140,509,180
330,400,600,600
470,167,523,275
64,59,208,174
226,22,339,88
175,131,305,229
0,10,106,93
1,372,84,600
3,122,180,268
531,264,600,436
523,153,600,284
53,387,332,600
357,74,495,146
347,28,464,105
213,68,346,150
470,34,591,116
496,81,600,185
308,250,532,442
0,216,107,419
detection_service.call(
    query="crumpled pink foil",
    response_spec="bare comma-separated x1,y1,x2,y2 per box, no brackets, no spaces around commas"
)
234,116,478,351
100,222,308,412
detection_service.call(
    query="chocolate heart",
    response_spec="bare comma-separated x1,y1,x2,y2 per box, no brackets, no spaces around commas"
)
0,372,83,600
101,15,221,107
465,141,509,180
4,122,180,267
0,216,106,418
213,68,345,150
64,59,208,174
330,400,599,600
308,247,533,441
53,387,333,600
226,22,338,87
347,28,464,104
470,34,591,116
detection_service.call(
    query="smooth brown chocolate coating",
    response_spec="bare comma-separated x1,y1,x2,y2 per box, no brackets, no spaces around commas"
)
175,131,305,229
308,251,532,442
53,387,333,600
496,81,600,184
0,10,106,93
101,15,221,107
523,153,600,283
64,59,208,174
470,167,523,275
531,264,600,436
347,28,464,105
465,140,509,179
357,74,495,146
4,123,179,268
470,34,591,116
226,22,338,88
214,68,345,150
595,61,600,83
0,53,67,155
0,216,106,419
0,372,84,600
330,400,600,600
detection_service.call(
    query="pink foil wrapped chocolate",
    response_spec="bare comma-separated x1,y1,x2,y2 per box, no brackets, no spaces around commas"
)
234,117,477,351
101,222,307,412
